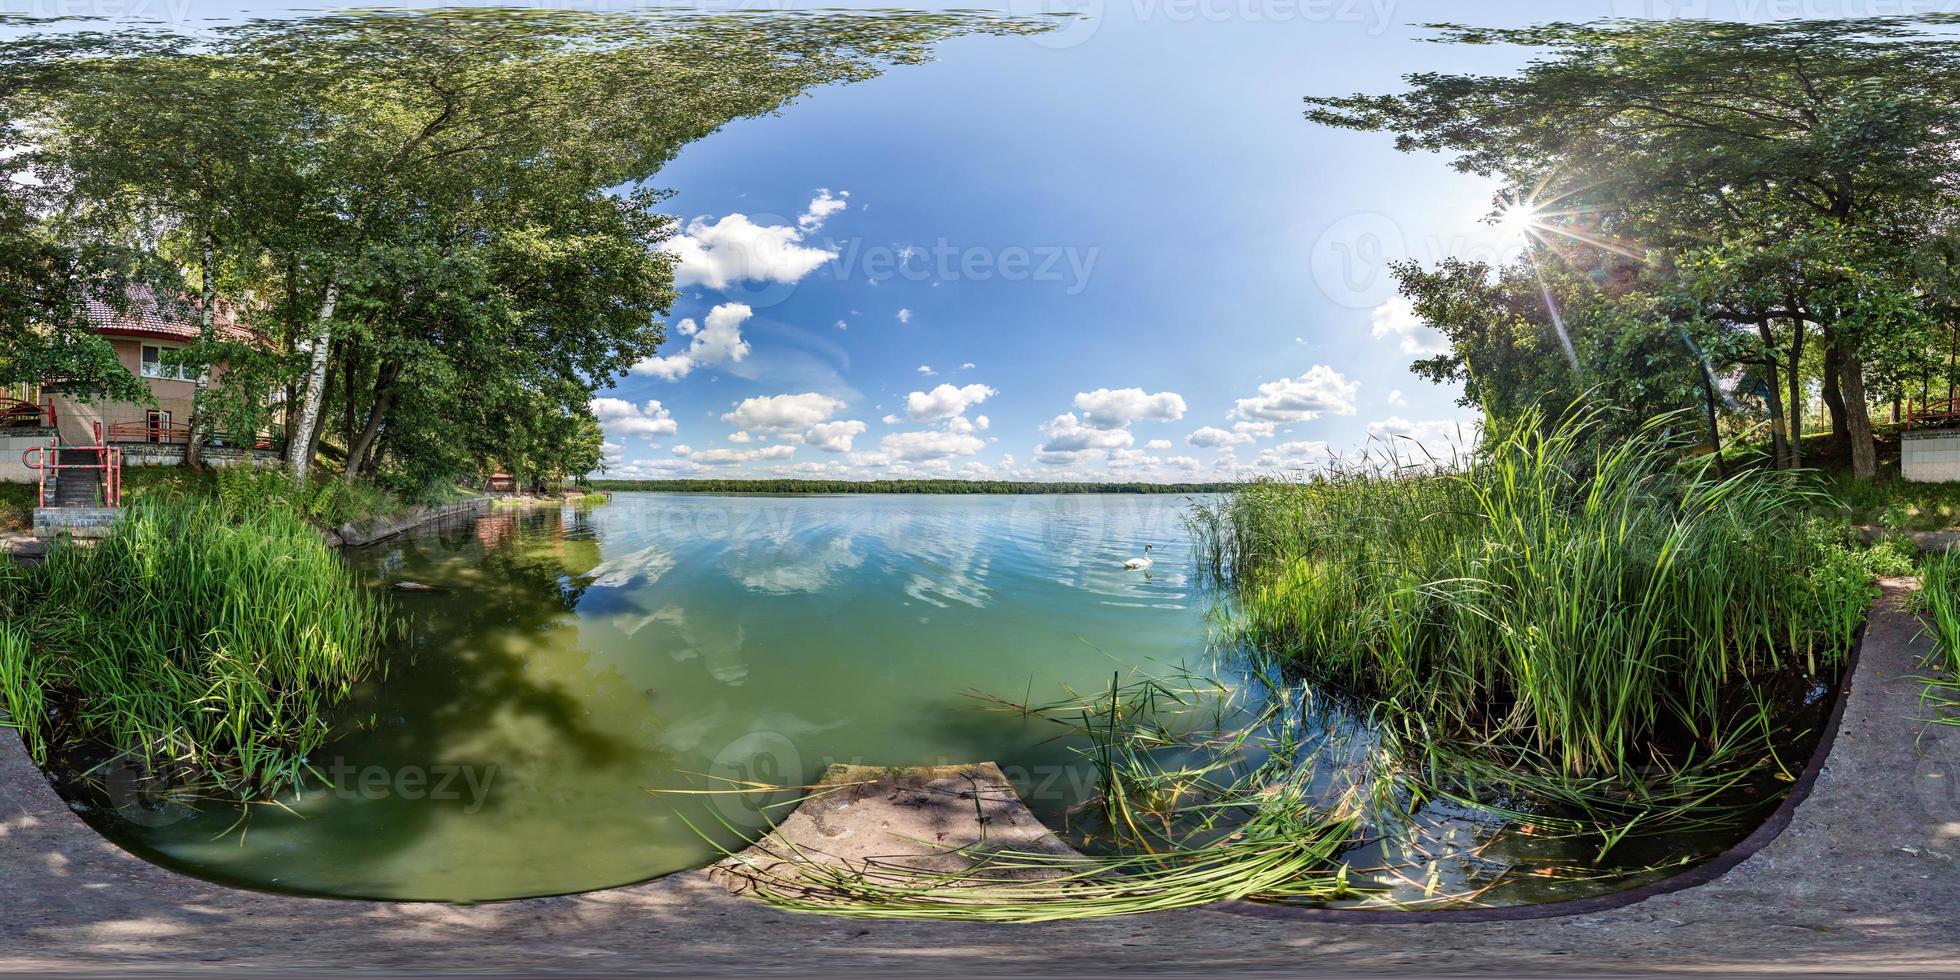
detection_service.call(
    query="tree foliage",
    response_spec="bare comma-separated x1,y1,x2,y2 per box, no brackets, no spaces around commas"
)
1310,16,1960,478
1,8,1048,490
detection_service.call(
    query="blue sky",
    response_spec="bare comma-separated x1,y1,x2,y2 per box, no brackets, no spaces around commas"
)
19,0,1852,480
595,0,1567,481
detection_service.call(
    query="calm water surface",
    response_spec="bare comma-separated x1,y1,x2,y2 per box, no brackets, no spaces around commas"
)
64,492,1815,907
84,493,1214,900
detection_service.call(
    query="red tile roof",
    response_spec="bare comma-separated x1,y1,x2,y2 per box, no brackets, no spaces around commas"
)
83,284,272,347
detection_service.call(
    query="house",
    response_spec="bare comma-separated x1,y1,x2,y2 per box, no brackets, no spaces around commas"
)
2,286,283,485
60,286,281,454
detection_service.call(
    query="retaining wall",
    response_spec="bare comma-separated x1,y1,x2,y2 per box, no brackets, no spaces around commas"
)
321,496,490,548
0,429,54,482
1902,428,1960,481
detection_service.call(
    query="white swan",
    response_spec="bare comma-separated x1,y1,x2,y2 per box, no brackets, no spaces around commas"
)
1123,544,1154,571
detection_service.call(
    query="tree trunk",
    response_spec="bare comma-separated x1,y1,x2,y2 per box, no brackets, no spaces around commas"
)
1786,314,1805,469
1698,367,1726,476
1821,337,1849,455
1840,352,1877,481
286,276,340,482
303,347,335,475
1755,317,1787,468
342,343,359,452
186,230,218,469
344,359,402,483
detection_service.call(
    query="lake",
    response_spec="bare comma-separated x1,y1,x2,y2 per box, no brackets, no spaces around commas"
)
58,491,1814,907
72,493,1213,901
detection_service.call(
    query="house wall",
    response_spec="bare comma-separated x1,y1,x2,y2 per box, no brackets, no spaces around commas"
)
47,337,239,447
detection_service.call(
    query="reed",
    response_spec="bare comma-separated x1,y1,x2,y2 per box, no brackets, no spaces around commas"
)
0,497,390,793
1915,551,1960,725
1194,408,1870,783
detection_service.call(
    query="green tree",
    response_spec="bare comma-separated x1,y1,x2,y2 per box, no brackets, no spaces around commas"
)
1309,17,1960,478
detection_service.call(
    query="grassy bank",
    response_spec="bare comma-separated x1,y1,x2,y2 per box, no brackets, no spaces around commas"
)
0,496,390,793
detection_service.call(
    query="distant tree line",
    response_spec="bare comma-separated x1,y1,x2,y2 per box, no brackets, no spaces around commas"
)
585,479,1239,495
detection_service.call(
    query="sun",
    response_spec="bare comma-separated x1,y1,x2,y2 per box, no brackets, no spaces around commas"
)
1493,199,1544,250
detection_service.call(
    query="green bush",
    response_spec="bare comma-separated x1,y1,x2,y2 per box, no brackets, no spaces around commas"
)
213,466,405,529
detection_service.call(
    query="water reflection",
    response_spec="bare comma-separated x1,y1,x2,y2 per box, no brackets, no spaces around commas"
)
73,493,1216,900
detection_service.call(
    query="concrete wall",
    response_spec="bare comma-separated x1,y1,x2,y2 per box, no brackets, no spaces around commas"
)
1902,430,1960,482
118,444,280,469
0,429,55,483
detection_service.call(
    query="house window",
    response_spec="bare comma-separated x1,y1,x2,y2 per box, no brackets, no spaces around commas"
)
140,345,194,381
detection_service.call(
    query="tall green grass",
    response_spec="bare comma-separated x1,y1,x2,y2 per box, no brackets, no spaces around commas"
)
0,497,390,792
1192,409,1871,784
1915,552,1960,725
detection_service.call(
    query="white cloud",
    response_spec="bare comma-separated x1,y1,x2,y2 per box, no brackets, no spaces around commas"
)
804,419,867,453
880,429,986,461
798,188,848,231
591,397,678,439
728,430,753,443
1186,425,1253,449
896,308,913,324
1072,387,1187,429
1040,412,1135,454
917,365,937,376
1232,365,1359,423
1367,416,1479,459
1145,439,1172,451
1255,440,1335,470
721,392,846,433
960,362,975,370
692,444,797,466
905,383,996,422
1388,389,1406,406
671,445,693,457
1370,296,1449,356
632,302,753,381
663,192,844,290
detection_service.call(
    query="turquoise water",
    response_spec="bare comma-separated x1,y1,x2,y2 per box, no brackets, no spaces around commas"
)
74,493,1215,900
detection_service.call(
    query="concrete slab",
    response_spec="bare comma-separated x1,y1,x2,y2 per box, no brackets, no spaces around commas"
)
711,763,1085,902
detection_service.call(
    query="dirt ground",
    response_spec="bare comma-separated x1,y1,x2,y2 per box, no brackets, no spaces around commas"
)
2,581,1957,976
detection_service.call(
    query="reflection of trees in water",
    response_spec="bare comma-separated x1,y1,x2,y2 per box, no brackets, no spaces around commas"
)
184,508,670,882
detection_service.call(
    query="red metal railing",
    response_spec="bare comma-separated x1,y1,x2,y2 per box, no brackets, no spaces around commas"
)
0,395,53,429
105,420,279,451
20,421,120,509
1907,408,1960,432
